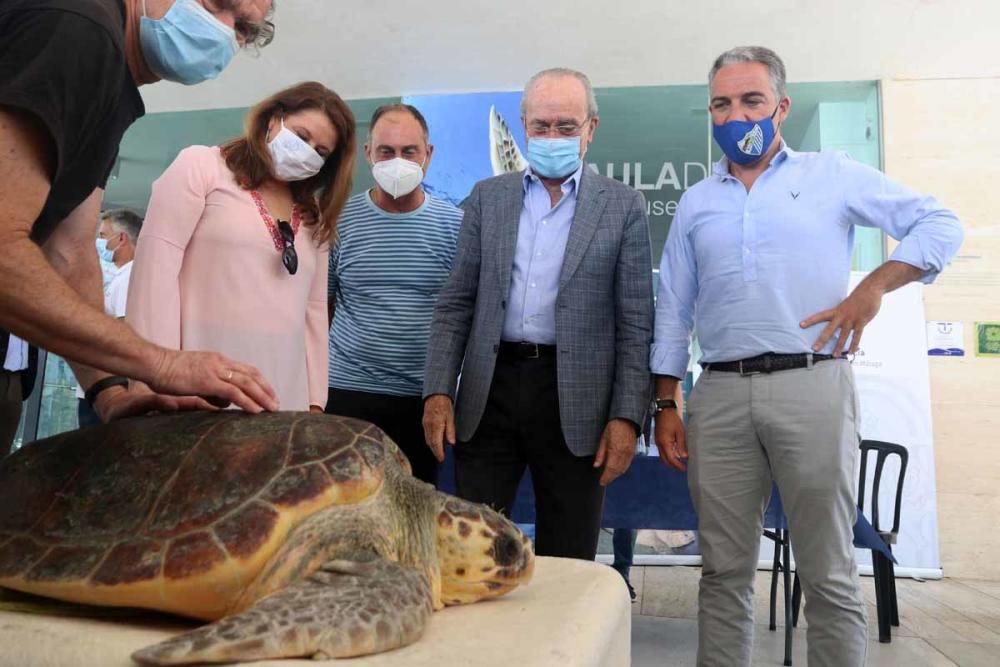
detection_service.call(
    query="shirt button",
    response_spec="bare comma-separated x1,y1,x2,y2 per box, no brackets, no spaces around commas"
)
542,220,548,225
531,282,536,288
744,248,751,255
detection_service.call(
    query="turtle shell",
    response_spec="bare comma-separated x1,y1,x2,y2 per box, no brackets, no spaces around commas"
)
0,411,397,619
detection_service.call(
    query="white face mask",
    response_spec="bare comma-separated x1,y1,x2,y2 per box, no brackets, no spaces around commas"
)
371,157,425,199
267,120,325,181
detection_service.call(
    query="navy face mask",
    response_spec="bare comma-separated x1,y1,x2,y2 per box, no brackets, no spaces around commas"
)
712,104,780,166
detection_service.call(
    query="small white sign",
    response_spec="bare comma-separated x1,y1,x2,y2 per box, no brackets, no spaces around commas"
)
927,321,965,356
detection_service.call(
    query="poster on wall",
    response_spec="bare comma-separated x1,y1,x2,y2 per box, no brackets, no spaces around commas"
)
926,321,965,356
975,322,1000,357
403,85,712,260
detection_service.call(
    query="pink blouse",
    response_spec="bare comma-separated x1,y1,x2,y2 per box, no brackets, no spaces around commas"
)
126,145,329,411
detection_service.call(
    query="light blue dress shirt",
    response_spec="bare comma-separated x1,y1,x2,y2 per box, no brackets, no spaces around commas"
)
651,144,963,378
502,165,584,344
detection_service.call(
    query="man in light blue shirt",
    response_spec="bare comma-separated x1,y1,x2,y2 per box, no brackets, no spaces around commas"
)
650,47,962,667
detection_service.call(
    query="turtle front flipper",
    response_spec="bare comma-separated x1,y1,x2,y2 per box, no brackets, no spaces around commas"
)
131,558,433,665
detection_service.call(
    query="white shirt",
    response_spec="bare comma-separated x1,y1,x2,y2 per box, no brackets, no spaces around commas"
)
2,335,28,372
105,261,133,318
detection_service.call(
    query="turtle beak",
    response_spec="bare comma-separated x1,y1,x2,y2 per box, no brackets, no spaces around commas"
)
488,531,535,585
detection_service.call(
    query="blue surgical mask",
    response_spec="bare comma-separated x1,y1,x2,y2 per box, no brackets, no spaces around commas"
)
95,237,115,263
526,137,582,179
712,105,780,166
139,0,239,85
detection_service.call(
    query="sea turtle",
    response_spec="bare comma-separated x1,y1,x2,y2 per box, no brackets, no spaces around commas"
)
0,411,534,663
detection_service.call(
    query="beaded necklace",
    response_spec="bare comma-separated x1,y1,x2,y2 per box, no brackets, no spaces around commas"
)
249,190,301,250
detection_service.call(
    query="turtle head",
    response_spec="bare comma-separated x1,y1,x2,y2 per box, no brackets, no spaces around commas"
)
433,495,534,606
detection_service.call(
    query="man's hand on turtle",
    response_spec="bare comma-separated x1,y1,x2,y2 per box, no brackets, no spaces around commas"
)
422,394,456,463
594,419,638,486
147,349,279,413
93,383,219,423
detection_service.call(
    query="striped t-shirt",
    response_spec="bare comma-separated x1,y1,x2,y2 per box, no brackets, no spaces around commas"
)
327,191,462,396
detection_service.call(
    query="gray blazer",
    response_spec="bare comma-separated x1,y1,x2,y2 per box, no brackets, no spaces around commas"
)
423,168,654,456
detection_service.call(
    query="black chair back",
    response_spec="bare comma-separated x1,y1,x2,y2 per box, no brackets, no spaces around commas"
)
858,439,909,538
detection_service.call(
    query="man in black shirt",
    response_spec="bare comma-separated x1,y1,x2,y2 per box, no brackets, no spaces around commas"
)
0,0,281,424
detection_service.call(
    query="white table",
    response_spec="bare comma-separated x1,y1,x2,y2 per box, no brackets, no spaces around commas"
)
0,556,631,667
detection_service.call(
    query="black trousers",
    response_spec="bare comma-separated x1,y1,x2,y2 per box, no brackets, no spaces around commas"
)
77,398,101,429
455,349,605,560
325,387,439,485
0,370,22,457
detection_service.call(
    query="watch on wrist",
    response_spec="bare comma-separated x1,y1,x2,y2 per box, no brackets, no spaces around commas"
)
651,397,677,414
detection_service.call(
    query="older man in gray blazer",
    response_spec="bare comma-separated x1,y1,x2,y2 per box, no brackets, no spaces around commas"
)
422,68,653,560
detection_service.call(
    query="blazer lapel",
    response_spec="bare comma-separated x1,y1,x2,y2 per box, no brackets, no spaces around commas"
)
559,169,607,291
496,172,525,291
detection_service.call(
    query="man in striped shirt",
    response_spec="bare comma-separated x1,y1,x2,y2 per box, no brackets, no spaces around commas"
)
326,104,462,484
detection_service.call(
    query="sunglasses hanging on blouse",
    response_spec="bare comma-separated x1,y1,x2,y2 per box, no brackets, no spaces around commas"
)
276,219,298,275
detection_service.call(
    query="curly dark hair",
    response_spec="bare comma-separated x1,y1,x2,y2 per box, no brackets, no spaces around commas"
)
219,0,277,49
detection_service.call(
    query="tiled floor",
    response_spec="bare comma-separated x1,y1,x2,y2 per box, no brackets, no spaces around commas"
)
628,566,1000,666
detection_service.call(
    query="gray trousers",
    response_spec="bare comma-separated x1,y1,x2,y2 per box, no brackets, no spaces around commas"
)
688,359,867,667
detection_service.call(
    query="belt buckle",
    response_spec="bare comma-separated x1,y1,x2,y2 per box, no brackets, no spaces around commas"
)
523,343,539,359
738,360,759,377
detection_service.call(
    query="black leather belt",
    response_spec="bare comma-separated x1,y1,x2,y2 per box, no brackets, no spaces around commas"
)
702,352,836,375
498,341,557,359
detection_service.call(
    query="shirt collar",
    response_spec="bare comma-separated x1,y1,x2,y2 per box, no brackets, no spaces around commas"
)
712,139,797,179
523,163,584,195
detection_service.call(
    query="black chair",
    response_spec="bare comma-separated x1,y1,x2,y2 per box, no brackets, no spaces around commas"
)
856,439,908,642
788,439,909,644
762,505,793,666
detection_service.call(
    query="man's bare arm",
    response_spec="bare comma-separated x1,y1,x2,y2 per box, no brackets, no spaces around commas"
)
0,108,157,375
0,108,278,415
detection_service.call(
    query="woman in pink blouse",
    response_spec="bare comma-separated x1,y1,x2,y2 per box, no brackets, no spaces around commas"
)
127,82,355,412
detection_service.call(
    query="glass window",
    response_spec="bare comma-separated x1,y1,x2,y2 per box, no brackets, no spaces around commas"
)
35,355,79,440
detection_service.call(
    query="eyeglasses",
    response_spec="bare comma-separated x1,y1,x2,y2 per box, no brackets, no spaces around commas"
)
527,119,589,137
276,220,298,275
201,0,276,48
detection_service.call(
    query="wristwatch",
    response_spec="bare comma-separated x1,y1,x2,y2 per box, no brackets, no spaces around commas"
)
650,397,677,414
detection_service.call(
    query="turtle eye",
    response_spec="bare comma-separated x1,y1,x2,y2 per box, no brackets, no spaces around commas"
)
491,533,521,566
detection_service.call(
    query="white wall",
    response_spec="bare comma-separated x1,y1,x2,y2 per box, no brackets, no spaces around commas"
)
141,0,1000,112
883,77,1000,580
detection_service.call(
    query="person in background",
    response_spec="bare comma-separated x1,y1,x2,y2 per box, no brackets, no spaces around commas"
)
76,209,143,428
0,0,280,422
651,46,963,667
127,81,356,412
325,104,461,484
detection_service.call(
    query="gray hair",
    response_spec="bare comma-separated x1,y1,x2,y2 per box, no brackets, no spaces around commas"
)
708,46,787,100
520,67,599,119
102,208,143,246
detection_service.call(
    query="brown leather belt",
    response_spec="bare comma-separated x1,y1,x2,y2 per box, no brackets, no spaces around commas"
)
702,352,836,375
